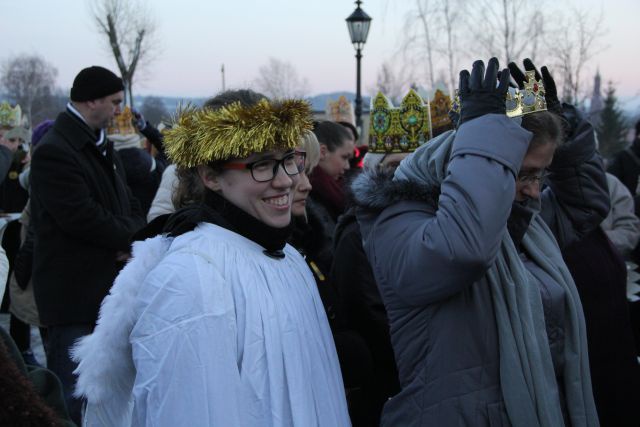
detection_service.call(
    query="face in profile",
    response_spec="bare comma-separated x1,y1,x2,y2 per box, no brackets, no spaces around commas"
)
90,91,124,129
515,141,555,202
201,150,301,228
318,137,355,180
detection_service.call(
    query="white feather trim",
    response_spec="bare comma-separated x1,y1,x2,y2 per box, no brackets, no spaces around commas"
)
71,235,173,407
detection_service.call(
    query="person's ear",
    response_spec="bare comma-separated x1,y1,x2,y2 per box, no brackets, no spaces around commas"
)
85,100,97,111
197,165,222,192
319,143,328,160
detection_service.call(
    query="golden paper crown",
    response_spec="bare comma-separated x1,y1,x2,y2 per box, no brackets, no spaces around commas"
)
369,89,431,154
326,95,355,126
106,106,137,136
450,70,547,119
0,102,22,128
164,99,313,168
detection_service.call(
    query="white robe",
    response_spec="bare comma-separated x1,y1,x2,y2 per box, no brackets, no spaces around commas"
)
72,223,350,426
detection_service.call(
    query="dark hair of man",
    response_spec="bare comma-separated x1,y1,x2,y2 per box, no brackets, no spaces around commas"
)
521,111,564,149
173,89,268,209
312,120,353,152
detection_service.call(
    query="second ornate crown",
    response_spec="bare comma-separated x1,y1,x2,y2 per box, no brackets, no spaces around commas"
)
369,89,454,154
0,102,22,129
369,89,430,154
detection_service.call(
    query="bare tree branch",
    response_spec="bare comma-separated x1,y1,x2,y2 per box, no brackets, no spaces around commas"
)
547,6,607,104
92,0,158,107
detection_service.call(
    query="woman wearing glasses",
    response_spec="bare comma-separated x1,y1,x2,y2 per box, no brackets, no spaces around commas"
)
72,90,350,426
352,59,605,426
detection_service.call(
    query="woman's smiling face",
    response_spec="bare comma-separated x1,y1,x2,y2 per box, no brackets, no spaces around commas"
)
201,150,300,228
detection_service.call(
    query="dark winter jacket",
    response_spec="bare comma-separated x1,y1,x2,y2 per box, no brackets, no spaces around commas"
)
117,147,165,215
288,209,372,391
0,152,29,213
30,110,145,326
332,207,400,425
352,112,608,426
608,138,640,196
117,122,168,216
562,228,640,426
0,145,12,179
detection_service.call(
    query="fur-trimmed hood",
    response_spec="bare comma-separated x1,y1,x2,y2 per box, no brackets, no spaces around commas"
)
350,168,440,213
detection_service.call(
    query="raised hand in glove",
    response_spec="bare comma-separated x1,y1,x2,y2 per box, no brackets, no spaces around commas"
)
458,57,510,126
131,108,147,131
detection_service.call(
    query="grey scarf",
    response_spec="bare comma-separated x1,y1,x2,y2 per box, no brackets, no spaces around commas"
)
395,131,598,427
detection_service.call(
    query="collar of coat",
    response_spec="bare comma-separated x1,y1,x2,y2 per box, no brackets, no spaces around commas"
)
54,110,108,152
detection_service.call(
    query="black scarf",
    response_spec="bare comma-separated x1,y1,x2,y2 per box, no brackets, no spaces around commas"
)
507,200,536,251
163,190,292,259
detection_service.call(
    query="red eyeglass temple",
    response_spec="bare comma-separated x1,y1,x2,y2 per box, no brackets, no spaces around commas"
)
222,162,249,170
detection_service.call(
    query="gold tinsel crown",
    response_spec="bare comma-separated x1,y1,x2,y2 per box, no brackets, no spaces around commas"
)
163,98,313,167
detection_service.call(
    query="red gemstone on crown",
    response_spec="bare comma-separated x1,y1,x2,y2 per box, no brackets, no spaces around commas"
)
533,83,539,92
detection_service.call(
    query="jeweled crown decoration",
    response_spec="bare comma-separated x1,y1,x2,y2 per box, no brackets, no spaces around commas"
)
107,106,137,136
450,70,547,119
0,102,22,128
326,95,356,126
369,89,431,154
506,70,547,117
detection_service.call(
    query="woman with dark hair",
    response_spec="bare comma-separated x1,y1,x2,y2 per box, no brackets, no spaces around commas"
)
71,90,350,426
351,58,605,426
309,121,355,219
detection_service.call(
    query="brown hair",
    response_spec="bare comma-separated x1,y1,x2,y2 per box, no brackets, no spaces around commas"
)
520,111,564,149
312,120,353,151
172,89,268,209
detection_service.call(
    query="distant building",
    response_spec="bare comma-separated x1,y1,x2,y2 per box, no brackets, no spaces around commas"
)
588,70,604,129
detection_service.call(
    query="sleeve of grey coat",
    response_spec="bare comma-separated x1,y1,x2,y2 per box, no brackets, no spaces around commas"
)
539,105,611,249
0,145,13,183
601,173,640,254
368,115,531,306
30,142,145,251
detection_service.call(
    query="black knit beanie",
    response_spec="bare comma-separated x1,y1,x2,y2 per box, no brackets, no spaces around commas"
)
70,66,124,102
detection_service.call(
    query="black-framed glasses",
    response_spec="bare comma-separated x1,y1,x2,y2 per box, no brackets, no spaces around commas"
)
517,169,550,185
223,151,306,182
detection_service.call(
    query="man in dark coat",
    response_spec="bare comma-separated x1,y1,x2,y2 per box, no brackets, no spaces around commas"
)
608,119,640,197
30,65,145,423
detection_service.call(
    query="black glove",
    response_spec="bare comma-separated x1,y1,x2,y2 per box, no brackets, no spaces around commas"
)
458,58,510,126
131,108,147,131
508,59,577,138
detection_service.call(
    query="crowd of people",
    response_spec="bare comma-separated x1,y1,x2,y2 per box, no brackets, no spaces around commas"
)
0,57,639,427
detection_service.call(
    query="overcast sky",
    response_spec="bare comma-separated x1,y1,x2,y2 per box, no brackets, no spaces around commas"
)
2,0,639,104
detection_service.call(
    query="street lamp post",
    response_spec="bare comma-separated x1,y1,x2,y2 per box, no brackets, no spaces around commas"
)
346,0,372,132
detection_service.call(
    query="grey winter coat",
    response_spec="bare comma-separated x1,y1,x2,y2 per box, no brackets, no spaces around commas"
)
352,112,609,426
